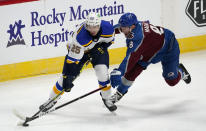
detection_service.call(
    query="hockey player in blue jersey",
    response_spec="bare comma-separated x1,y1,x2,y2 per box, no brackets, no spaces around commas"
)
110,13,191,103
39,12,117,112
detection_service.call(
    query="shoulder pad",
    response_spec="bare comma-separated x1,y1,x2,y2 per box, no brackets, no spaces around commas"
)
129,24,143,41
76,25,93,47
100,20,114,38
126,25,144,52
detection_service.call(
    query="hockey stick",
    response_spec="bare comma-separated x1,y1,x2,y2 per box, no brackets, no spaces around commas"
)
13,58,92,126
33,89,65,116
14,86,106,127
13,89,64,125
30,59,90,117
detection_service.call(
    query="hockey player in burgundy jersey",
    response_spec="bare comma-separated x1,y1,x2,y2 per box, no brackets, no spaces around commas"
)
110,13,191,103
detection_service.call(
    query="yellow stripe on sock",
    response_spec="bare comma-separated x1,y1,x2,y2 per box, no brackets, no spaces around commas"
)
100,85,111,91
53,86,64,95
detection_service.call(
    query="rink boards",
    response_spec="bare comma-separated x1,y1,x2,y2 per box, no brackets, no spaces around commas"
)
0,0,206,82
1,34,206,82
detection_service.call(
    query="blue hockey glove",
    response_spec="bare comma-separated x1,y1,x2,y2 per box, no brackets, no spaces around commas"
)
110,68,122,88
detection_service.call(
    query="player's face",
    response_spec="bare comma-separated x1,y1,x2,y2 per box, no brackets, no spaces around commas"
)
87,25,100,36
120,26,131,38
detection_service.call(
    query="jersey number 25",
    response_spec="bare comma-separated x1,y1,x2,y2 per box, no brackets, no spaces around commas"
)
71,45,81,54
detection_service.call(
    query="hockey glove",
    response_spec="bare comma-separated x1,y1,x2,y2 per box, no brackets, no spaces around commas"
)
89,42,111,59
62,75,75,92
110,68,122,88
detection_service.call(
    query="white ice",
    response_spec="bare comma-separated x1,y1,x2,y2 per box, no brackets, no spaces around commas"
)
0,50,206,131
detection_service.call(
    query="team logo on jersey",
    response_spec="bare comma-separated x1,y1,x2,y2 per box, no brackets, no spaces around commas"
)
129,41,133,48
186,0,206,27
168,72,175,77
7,20,26,47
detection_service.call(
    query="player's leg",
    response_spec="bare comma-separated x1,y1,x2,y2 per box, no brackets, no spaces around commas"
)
94,64,117,111
162,37,191,86
39,75,64,112
39,54,89,112
91,50,117,111
111,64,144,103
162,58,181,86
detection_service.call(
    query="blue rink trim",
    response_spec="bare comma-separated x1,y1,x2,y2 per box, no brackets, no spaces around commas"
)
56,82,63,91
98,80,110,86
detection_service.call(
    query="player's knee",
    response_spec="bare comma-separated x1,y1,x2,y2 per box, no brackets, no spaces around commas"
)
164,72,181,86
165,79,178,86
94,64,109,81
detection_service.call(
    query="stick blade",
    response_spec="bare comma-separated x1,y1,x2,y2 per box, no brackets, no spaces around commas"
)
17,121,24,126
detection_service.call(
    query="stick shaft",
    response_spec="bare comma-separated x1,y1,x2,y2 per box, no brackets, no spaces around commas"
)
25,86,105,123
56,86,104,110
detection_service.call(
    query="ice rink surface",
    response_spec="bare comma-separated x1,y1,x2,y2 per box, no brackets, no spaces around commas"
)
0,50,206,131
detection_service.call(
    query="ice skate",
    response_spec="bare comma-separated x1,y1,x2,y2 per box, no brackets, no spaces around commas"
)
100,93,117,112
179,63,191,84
110,90,126,104
39,98,58,112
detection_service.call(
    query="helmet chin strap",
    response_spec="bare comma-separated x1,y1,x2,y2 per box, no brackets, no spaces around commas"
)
129,26,132,32
129,26,133,35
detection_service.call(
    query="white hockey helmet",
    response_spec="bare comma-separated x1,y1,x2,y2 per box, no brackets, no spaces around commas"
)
85,12,101,27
